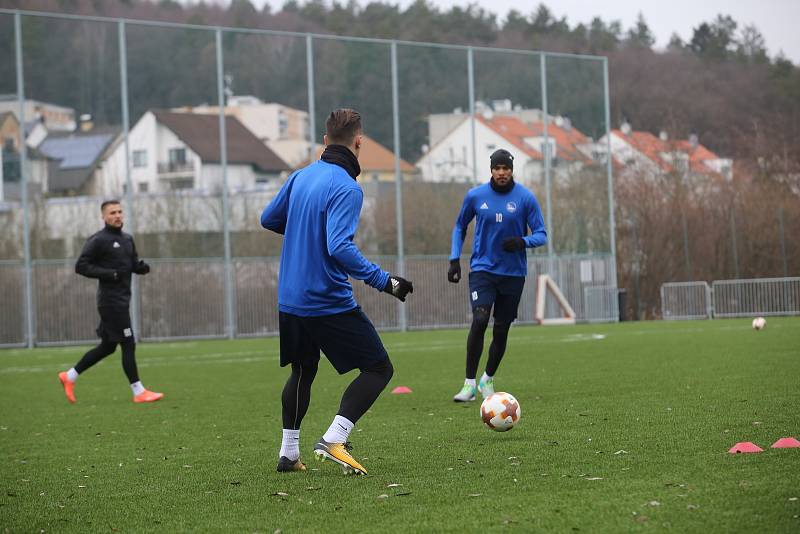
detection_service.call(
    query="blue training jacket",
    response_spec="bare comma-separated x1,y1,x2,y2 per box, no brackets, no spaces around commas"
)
450,182,547,277
260,160,389,316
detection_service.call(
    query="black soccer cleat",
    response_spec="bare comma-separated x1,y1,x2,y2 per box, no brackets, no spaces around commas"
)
276,456,306,472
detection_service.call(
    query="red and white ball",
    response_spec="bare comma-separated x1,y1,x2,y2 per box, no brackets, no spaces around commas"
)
752,317,766,330
480,392,521,432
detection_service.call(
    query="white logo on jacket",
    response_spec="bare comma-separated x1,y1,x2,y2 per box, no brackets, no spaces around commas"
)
113,242,121,248
479,202,489,210
506,202,517,213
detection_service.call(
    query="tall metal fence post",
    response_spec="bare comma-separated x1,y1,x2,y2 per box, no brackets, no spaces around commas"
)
215,28,235,339
390,41,407,332
118,20,140,339
778,205,788,277
681,208,691,279
15,13,34,348
730,206,740,279
540,54,555,279
603,57,618,311
467,46,477,185
306,34,316,162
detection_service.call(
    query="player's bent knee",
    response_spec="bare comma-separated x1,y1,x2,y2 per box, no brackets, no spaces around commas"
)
364,357,393,384
472,307,491,328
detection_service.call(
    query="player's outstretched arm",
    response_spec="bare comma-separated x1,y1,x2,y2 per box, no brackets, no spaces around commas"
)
326,188,389,290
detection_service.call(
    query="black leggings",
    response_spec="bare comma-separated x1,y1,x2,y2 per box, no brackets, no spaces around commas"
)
74,339,140,384
281,357,394,430
465,307,511,379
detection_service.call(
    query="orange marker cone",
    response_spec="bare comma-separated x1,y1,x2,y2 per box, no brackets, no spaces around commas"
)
391,386,412,394
728,442,763,453
771,437,800,448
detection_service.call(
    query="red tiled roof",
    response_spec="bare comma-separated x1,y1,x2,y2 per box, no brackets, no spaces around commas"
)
479,115,592,163
611,129,724,176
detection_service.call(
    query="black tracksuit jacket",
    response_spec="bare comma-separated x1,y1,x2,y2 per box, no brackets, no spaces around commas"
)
75,224,146,308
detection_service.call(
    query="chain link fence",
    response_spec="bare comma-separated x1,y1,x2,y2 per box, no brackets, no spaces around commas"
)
0,254,617,346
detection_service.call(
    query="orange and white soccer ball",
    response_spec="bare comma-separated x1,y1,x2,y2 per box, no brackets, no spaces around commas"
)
480,392,521,432
752,317,766,330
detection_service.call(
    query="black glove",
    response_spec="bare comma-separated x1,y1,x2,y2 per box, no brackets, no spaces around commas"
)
502,236,526,252
383,275,414,302
447,259,461,283
134,260,150,275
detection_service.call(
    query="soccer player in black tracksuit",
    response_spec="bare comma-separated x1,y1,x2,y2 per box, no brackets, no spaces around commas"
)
58,200,164,404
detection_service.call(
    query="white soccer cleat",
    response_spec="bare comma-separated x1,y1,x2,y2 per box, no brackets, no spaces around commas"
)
453,383,477,402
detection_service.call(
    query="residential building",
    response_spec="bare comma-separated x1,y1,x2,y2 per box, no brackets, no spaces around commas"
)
0,96,76,132
38,126,119,196
175,96,311,168
0,111,54,200
96,110,289,196
596,123,733,182
416,107,593,187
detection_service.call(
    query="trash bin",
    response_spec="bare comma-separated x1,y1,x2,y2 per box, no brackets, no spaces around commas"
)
618,288,628,321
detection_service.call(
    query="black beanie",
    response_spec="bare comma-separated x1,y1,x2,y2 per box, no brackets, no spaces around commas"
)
490,149,514,170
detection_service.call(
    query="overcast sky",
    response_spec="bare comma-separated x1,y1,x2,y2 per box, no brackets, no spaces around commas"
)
244,0,800,63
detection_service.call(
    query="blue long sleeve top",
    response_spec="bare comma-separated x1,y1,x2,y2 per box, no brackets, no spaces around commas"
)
260,160,389,316
450,182,547,277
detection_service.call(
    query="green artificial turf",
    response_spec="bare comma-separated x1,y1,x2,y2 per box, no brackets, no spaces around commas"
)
1,318,799,532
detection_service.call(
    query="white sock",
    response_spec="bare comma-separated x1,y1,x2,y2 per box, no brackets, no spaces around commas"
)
130,381,145,396
280,429,300,461
322,415,354,444
66,368,79,383
480,372,492,383
465,378,476,388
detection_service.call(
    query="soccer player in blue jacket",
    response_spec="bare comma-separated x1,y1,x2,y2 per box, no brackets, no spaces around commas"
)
448,149,547,402
261,109,413,475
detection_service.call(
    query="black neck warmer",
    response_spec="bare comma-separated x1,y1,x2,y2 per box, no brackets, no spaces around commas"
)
490,177,515,194
104,223,122,233
321,144,361,180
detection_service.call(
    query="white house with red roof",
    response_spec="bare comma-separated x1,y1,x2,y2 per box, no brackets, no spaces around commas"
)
596,123,733,182
415,107,595,187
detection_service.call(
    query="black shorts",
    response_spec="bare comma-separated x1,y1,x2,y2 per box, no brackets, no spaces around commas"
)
279,307,388,374
468,271,526,324
96,306,134,343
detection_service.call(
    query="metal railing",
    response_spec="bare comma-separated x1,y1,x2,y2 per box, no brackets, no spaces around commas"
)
0,254,617,346
660,277,800,319
712,277,800,318
157,162,195,175
661,281,712,320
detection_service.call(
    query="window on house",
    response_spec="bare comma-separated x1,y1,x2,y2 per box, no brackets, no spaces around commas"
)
278,110,289,139
138,182,149,193
169,148,187,165
132,150,147,168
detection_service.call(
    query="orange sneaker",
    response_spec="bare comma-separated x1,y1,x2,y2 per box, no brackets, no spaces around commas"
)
133,390,164,403
58,372,76,403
